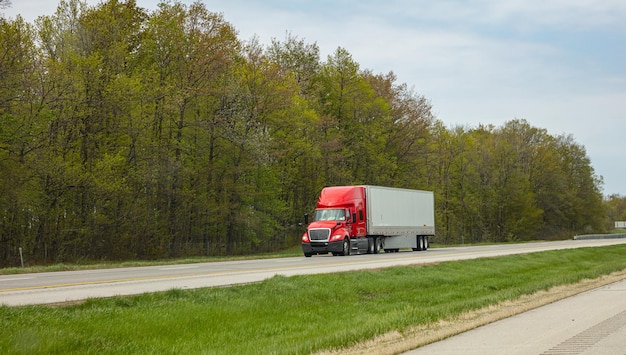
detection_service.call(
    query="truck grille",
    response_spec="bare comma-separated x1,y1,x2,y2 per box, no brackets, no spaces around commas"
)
309,228,331,241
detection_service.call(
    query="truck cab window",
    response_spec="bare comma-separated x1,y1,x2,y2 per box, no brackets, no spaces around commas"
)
313,208,346,221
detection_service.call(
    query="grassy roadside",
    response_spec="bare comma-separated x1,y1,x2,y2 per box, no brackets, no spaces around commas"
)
2,244,626,354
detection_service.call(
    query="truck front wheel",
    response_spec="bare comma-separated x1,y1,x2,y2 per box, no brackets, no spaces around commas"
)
341,238,351,256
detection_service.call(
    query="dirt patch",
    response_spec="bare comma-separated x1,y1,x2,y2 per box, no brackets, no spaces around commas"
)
317,269,626,355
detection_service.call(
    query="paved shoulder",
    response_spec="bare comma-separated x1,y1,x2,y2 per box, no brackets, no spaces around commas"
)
407,279,626,354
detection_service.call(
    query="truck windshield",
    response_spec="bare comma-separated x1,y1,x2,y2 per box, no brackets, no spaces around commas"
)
314,209,346,222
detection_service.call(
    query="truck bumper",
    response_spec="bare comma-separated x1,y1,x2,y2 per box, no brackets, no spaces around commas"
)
302,241,344,256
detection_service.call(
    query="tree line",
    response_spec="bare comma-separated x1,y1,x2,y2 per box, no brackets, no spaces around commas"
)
0,0,609,266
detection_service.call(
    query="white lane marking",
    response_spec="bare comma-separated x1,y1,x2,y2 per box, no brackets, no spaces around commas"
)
0,277,35,282
159,266,199,270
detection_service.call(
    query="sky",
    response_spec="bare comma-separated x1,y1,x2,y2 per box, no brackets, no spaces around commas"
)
3,0,626,196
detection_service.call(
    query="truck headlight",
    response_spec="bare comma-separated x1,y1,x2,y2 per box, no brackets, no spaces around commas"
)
330,234,343,242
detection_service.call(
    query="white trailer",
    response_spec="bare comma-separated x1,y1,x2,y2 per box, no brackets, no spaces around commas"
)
365,186,435,252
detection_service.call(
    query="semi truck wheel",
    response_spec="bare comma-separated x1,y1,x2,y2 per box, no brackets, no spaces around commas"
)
413,236,421,251
373,237,381,254
342,238,350,256
413,236,422,251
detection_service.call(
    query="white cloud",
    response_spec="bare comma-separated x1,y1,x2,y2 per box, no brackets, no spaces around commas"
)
485,0,626,30
374,0,626,31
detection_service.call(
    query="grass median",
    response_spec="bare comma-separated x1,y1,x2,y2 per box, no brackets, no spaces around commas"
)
2,244,626,354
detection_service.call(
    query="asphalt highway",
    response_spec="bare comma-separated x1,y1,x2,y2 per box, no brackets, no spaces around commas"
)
407,278,626,354
1,239,625,307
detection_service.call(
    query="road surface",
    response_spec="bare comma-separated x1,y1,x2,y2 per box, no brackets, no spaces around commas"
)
1,239,625,306
406,278,626,354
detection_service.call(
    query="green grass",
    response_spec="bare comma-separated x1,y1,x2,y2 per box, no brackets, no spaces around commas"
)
2,245,626,354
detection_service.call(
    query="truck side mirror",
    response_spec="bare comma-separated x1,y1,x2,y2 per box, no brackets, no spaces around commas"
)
352,213,357,224
304,213,309,225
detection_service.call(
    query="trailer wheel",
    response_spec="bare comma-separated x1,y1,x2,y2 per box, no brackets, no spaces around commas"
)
341,238,351,256
304,253,312,257
413,236,421,251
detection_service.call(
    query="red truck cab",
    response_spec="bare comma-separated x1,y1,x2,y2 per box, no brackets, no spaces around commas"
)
301,186,368,257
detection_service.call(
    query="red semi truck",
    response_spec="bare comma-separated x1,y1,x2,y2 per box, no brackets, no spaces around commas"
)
301,185,435,257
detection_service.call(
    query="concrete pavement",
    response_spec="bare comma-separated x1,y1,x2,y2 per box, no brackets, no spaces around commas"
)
407,278,626,354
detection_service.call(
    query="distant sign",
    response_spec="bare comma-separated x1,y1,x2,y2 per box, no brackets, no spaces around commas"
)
616,221,626,229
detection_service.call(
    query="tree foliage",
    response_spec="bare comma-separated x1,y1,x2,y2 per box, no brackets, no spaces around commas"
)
0,0,608,266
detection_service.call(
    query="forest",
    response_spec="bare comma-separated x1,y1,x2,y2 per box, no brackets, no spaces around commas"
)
0,0,623,267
